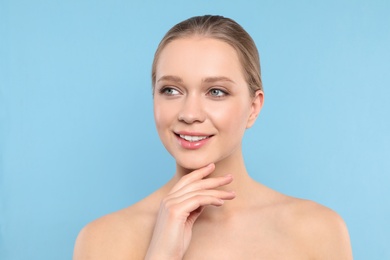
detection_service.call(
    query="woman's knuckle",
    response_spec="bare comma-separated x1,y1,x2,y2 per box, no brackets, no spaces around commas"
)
166,204,182,216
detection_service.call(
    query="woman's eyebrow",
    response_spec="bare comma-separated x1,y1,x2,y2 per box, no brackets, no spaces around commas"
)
202,76,236,84
157,75,236,84
157,75,183,83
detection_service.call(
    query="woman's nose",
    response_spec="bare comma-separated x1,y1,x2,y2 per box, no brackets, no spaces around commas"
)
177,95,206,124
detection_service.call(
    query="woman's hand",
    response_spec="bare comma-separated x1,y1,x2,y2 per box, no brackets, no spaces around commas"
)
145,163,235,260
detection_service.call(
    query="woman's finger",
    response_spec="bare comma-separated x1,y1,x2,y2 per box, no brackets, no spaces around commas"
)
171,174,233,197
169,163,215,194
165,189,236,208
174,194,230,216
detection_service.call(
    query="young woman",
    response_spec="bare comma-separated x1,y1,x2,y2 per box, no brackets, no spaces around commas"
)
74,15,352,259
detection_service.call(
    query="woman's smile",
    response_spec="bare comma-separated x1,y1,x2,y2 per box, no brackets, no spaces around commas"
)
174,131,214,150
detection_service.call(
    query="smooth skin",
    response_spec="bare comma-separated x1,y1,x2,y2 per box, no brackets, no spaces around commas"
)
73,37,352,259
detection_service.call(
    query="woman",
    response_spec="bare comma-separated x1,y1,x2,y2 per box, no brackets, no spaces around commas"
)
74,15,352,259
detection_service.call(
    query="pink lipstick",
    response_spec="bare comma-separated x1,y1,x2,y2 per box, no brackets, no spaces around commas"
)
175,132,213,150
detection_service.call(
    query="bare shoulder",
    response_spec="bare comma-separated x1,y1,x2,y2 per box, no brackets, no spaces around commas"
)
282,197,353,259
73,199,157,260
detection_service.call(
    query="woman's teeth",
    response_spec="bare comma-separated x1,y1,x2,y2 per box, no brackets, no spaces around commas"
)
179,135,208,142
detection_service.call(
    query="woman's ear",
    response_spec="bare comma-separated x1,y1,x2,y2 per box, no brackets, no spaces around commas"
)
246,90,264,129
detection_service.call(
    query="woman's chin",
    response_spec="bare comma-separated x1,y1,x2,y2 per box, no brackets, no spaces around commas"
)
175,160,212,172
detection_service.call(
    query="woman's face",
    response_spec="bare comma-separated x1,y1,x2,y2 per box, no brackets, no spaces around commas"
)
153,37,262,170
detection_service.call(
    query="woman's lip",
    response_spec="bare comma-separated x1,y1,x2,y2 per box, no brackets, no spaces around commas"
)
174,132,213,150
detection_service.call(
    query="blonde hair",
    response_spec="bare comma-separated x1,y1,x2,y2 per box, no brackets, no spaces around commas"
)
151,15,263,96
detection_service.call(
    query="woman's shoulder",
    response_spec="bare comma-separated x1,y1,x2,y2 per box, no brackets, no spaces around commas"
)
282,196,349,236
269,194,352,258
73,196,159,259
257,187,348,231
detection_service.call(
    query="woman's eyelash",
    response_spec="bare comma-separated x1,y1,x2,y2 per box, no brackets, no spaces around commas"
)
159,87,180,95
208,88,229,97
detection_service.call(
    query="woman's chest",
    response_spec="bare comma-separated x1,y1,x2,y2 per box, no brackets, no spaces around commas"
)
183,218,309,260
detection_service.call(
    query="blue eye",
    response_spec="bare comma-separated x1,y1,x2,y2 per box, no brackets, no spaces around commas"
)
209,88,227,97
160,87,180,96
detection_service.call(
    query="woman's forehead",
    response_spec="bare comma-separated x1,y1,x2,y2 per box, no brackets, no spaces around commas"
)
155,38,244,82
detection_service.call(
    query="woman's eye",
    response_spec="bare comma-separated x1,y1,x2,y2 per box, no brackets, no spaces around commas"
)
161,87,180,96
208,88,227,97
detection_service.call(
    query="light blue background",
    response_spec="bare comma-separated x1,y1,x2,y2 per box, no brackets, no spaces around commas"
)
1,1,389,259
